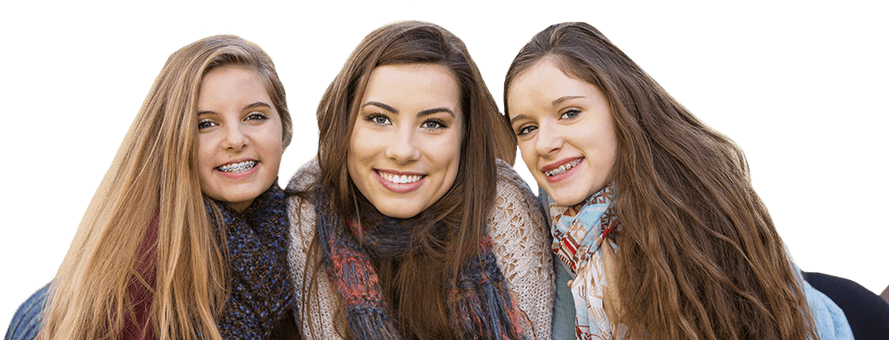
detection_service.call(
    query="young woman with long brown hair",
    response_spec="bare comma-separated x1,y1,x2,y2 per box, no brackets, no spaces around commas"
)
6,35,296,340
504,22,855,340
286,21,555,339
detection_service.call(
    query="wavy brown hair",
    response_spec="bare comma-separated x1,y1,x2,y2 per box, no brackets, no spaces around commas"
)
299,21,515,338
39,35,292,340
504,22,818,340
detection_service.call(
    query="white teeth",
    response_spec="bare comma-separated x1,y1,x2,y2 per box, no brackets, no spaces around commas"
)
544,159,582,177
380,172,422,184
217,161,257,173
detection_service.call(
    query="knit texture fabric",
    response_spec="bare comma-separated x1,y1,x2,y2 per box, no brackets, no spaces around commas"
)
287,159,554,340
312,183,524,340
210,182,294,340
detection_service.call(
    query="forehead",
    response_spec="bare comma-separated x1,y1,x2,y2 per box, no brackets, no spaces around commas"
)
198,66,271,105
509,60,585,106
360,64,462,113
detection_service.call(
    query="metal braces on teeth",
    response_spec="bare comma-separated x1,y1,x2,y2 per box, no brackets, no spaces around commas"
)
218,161,256,173
545,159,581,176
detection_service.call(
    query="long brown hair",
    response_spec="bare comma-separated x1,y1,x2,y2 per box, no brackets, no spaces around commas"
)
504,22,818,340
39,35,292,340
302,20,514,338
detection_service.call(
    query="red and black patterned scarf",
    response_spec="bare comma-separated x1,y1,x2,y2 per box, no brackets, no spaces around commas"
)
313,184,526,339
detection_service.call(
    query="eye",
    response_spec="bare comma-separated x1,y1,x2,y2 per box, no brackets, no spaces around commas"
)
515,125,538,136
198,119,217,130
245,111,268,121
421,119,447,131
560,108,580,120
365,113,391,126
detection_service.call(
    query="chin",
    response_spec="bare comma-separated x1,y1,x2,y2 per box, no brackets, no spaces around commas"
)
377,205,423,219
546,188,588,207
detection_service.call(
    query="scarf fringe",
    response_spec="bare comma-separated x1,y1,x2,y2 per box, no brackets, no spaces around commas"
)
449,240,523,339
314,184,524,339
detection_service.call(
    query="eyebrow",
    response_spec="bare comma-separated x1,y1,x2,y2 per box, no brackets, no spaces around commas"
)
362,101,398,114
362,101,455,118
509,95,586,125
197,101,272,115
552,95,585,106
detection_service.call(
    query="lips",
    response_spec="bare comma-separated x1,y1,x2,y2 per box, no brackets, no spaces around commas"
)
375,170,425,193
542,158,582,177
540,157,583,176
216,160,257,173
539,157,583,184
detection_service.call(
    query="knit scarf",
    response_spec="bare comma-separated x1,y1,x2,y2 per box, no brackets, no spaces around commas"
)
313,184,525,340
207,182,294,340
547,185,625,339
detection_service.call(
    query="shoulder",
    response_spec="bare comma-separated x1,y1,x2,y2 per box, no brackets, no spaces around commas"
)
286,159,320,246
489,159,556,340
6,283,49,340
286,158,321,193
492,158,542,218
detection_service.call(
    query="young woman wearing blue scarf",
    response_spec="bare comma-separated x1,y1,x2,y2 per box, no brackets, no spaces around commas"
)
503,22,865,340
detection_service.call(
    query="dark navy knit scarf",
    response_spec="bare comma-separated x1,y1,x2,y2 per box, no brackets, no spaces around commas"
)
313,184,525,340
207,182,294,340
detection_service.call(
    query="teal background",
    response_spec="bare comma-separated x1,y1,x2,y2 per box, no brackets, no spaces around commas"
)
0,0,889,330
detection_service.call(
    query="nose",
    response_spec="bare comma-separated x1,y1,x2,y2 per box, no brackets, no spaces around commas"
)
222,123,248,152
535,121,562,156
384,127,420,164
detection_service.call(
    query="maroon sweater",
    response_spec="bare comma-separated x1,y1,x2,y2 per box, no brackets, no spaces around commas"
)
120,216,158,339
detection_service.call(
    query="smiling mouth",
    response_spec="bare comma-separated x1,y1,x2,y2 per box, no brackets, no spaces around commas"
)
377,171,424,184
216,161,257,173
544,159,582,177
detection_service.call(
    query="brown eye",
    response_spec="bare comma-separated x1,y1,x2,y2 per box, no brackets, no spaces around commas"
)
245,112,268,121
198,119,217,129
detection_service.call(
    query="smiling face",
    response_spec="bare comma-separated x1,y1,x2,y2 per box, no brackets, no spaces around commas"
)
347,63,464,219
197,65,284,211
507,59,617,206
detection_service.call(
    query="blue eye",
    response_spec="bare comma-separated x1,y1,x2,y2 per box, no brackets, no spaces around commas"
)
365,113,391,126
421,119,447,130
515,125,537,136
560,109,580,119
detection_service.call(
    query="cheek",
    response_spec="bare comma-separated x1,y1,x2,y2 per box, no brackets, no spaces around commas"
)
517,141,539,174
197,136,213,170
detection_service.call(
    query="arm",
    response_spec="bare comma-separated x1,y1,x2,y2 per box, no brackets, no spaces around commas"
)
487,159,556,340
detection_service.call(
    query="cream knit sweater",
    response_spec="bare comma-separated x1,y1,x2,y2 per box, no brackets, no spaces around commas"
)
286,159,555,339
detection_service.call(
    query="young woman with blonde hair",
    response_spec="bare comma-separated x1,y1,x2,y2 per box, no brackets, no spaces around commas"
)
287,21,555,339
504,22,856,340
6,35,296,340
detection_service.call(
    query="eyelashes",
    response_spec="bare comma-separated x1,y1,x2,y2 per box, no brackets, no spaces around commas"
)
365,113,391,126
197,111,269,130
362,112,449,131
513,108,582,137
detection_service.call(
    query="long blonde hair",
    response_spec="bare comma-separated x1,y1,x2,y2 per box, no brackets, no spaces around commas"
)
39,35,292,340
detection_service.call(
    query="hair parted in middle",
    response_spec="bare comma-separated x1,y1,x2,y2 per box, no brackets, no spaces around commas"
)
504,22,818,340
305,20,516,338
